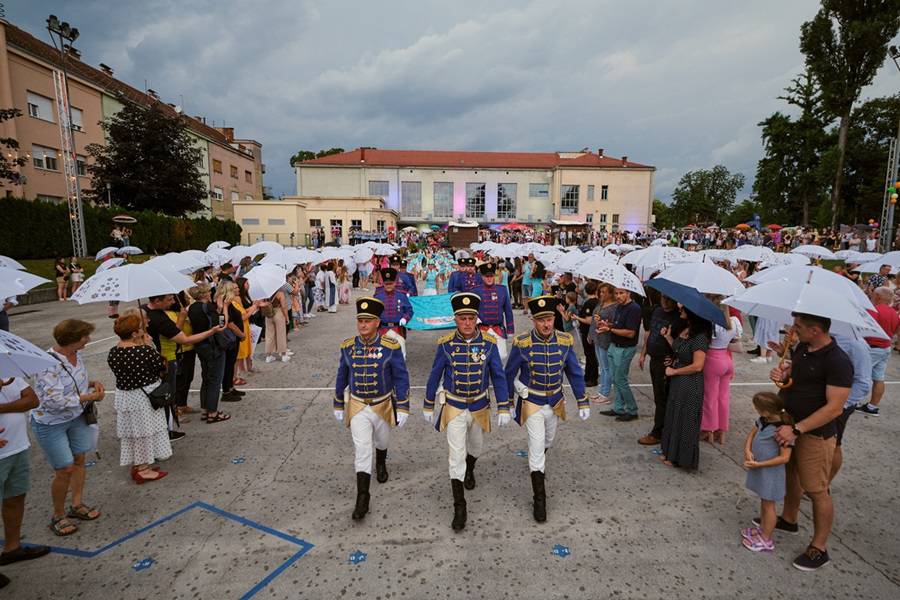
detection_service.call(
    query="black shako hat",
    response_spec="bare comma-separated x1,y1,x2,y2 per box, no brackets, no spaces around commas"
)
528,295,558,318
356,297,384,320
451,292,480,315
381,268,398,282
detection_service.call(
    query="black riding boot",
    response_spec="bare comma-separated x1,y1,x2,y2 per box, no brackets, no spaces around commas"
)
451,479,467,531
531,471,546,523
352,472,371,520
464,454,477,490
375,449,389,483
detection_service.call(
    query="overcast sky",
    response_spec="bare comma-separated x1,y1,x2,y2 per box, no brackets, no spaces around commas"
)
11,0,900,201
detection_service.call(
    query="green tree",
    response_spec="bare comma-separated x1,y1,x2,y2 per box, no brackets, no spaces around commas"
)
652,198,673,229
670,165,746,226
316,147,345,158
290,147,346,166
86,102,206,216
800,0,900,227
0,108,26,184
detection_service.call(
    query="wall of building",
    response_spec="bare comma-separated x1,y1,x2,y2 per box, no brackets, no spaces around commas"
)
556,168,654,231
208,142,259,220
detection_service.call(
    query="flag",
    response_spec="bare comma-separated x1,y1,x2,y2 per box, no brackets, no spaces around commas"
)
407,293,456,330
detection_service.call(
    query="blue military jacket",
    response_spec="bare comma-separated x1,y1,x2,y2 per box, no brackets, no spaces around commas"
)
334,334,410,413
447,270,483,293
373,288,413,327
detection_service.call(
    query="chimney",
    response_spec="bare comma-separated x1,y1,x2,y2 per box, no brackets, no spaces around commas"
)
621,156,628,166
99,63,114,76
597,148,604,158
216,127,234,141
360,147,366,162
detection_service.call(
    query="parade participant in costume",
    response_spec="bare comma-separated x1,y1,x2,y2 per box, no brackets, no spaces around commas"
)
374,268,413,339
334,297,411,521
506,295,589,522
474,263,515,361
396,260,418,297
447,258,483,293
424,292,509,531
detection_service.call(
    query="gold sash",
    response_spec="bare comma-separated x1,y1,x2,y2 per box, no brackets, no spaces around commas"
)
438,403,491,433
520,396,566,423
344,392,395,428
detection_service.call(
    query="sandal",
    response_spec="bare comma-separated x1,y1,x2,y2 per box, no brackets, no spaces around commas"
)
233,377,248,386
67,504,101,521
206,412,231,424
49,516,78,536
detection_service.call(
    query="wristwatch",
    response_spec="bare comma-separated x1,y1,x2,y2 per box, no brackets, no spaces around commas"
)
791,426,802,437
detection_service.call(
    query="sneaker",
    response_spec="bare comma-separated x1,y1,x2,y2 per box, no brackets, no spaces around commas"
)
615,413,638,422
265,355,277,363
281,354,291,362
284,349,295,356
168,431,186,442
792,545,830,571
752,516,798,534
592,395,611,405
855,404,879,416
742,535,774,553
599,410,621,417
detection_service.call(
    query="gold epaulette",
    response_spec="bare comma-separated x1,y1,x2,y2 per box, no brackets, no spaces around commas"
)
380,337,400,350
437,332,455,344
556,332,574,346
513,333,532,348
482,332,497,344
340,337,355,349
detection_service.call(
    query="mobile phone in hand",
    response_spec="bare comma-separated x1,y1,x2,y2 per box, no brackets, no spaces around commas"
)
218,315,226,326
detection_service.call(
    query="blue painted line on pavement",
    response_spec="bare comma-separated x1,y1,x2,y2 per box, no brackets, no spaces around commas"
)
4,500,313,598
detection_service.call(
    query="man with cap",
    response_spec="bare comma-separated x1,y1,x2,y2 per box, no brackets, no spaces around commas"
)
424,292,509,531
447,258,483,294
473,262,515,361
334,297,411,521
506,295,589,523
391,258,418,297
374,268,413,339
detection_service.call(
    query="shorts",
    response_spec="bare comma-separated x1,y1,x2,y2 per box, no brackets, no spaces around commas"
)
869,346,891,381
834,405,855,446
0,450,30,499
786,433,836,494
30,416,94,470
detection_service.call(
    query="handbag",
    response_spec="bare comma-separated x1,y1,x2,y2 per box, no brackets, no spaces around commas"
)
50,353,98,425
141,380,173,410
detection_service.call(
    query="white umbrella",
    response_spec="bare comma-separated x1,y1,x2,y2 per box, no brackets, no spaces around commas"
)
650,238,669,246
747,265,874,310
655,262,745,297
850,252,885,263
249,240,283,256
699,249,737,264
0,329,57,379
0,255,25,270
145,253,206,274
245,264,288,300
95,257,125,273
207,240,232,251
353,247,375,264
69,263,194,304
683,239,698,246
374,244,396,256
228,245,254,263
758,253,810,269
791,245,836,260
855,250,900,273
723,280,886,341
180,249,213,264
95,246,120,261
116,246,143,256
576,262,645,296
732,245,775,263
620,246,689,268
144,264,198,293
206,247,232,266
618,243,636,253
401,226,418,232
0,267,51,296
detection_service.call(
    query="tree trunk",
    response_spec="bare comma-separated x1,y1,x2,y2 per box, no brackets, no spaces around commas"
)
830,112,851,230
800,189,809,227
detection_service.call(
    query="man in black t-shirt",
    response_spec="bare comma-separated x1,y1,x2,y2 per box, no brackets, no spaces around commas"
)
574,281,599,388
769,312,852,572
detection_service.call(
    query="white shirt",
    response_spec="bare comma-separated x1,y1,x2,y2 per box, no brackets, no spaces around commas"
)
709,316,743,349
0,377,31,459
866,237,877,251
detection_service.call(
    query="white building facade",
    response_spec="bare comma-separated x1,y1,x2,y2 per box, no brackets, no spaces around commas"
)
294,148,655,233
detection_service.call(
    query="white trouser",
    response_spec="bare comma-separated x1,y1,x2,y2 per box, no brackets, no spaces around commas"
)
494,334,508,362
447,410,484,480
350,405,391,474
525,404,558,473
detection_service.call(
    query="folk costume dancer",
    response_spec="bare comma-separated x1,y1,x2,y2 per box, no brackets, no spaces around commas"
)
334,297,411,520
474,262,515,361
506,295,589,522
374,267,413,358
424,292,509,531
447,258,483,293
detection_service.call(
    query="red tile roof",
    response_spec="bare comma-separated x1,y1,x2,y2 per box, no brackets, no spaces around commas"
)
299,148,652,169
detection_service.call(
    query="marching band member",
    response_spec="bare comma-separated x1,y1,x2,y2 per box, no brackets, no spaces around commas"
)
447,258,483,293
474,262,515,361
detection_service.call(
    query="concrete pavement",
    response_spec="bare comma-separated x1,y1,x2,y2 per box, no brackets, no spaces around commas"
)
3,294,899,599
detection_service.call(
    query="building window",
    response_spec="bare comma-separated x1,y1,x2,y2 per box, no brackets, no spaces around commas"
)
433,182,453,218
245,194,253,201
212,159,222,174
612,213,619,231
331,219,343,238
231,191,239,203
587,185,595,201
497,183,517,219
70,107,84,131
368,180,389,198
351,219,362,230
601,185,609,200
310,219,322,227
268,218,286,225
26,91,54,122
241,218,260,225
465,183,486,219
230,165,238,178
32,145,59,171
376,220,386,232
76,155,87,176
560,184,579,215
245,170,252,183
529,183,549,197
586,213,593,224
37,194,64,205
212,186,224,201
401,181,422,218
599,213,607,231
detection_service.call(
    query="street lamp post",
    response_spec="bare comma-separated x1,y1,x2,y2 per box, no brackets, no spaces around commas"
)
46,14,88,258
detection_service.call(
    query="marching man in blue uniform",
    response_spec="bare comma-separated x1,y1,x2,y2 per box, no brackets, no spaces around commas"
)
474,262,514,361
424,292,509,531
335,297,411,521
390,258,418,297
374,268,413,357
447,257,482,293
505,295,589,523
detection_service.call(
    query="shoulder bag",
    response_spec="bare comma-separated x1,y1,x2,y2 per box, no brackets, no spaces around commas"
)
141,381,173,411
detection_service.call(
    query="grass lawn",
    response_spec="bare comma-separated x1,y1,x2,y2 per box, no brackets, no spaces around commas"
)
18,255,150,289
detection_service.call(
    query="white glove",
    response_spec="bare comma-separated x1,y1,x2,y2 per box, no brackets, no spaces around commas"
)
397,412,409,428
333,410,344,422
513,378,529,398
399,318,407,327
579,407,590,421
497,412,511,427
423,410,434,424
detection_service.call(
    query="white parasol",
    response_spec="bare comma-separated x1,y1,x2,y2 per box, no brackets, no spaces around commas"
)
747,265,874,310
0,329,57,379
791,245,836,260
576,262,645,296
0,255,25,270
116,246,143,256
245,264,288,300
655,262,744,297
69,263,194,304
95,257,125,273
206,240,232,251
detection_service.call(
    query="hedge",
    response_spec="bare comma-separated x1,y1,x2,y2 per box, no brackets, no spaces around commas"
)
0,197,242,259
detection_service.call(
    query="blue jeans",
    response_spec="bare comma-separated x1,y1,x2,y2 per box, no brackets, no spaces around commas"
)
607,345,637,415
31,416,93,470
594,345,612,397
